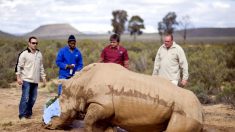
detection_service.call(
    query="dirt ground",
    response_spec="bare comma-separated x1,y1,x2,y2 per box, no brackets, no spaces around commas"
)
0,83,235,132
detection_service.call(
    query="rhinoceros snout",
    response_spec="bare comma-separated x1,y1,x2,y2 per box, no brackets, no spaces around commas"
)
44,116,64,130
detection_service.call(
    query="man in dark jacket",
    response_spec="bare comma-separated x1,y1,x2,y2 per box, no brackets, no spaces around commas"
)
56,35,83,95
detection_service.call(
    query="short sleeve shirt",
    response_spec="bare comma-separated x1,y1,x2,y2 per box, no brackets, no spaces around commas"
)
100,45,129,66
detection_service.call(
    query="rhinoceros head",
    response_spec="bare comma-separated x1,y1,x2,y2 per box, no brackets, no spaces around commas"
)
47,79,86,129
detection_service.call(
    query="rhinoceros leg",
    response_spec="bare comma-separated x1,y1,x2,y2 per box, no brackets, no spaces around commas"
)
84,103,115,132
46,116,69,129
46,110,76,130
165,112,202,132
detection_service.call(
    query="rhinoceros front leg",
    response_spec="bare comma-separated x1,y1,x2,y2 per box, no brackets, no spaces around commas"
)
84,103,115,132
45,110,77,130
45,116,64,129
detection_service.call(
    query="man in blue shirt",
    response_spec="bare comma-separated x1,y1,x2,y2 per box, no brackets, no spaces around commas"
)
56,35,83,95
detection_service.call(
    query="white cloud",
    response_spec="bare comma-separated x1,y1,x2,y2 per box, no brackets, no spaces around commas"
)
213,1,230,9
142,0,186,4
0,0,235,34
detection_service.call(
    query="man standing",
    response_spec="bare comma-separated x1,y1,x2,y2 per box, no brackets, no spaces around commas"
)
15,36,46,120
99,34,129,68
56,35,83,95
152,34,188,87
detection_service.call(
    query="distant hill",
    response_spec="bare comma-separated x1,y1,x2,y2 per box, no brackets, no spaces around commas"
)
25,23,82,39
1,26,235,40
175,28,235,37
0,30,15,38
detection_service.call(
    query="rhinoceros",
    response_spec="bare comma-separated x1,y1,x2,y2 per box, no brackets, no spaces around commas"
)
47,63,203,132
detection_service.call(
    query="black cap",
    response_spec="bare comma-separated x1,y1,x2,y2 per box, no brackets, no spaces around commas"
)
68,35,76,42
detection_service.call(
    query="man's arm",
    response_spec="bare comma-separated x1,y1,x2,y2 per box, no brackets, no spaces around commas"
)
16,74,23,85
15,53,24,85
75,50,83,71
123,49,129,69
178,47,189,86
56,49,68,70
40,53,47,87
124,60,129,69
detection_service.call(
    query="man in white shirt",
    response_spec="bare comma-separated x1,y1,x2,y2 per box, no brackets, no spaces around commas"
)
152,34,188,87
15,36,46,120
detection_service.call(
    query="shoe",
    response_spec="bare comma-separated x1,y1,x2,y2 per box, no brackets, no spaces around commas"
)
25,115,32,119
19,117,27,121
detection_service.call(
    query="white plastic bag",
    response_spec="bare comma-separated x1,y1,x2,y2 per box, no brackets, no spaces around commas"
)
43,97,61,124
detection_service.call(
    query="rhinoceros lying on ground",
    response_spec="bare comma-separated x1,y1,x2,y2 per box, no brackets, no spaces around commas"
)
47,63,203,132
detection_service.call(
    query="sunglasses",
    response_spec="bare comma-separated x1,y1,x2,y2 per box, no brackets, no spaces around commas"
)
31,42,38,45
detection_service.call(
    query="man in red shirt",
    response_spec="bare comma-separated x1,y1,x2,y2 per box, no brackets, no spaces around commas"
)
99,34,129,68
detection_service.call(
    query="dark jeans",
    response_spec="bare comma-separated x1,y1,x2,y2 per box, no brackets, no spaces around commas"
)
58,84,62,95
58,76,71,95
19,81,38,118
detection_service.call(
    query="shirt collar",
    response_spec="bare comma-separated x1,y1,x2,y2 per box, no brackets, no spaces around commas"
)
66,45,77,51
26,47,39,53
163,41,176,49
109,45,120,50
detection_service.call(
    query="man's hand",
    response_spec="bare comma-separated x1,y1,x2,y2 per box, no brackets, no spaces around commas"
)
66,64,75,69
124,60,129,69
17,76,23,85
180,79,188,87
98,57,104,63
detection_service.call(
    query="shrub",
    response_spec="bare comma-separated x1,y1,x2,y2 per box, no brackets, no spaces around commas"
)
187,45,228,94
0,80,10,88
217,82,235,107
47,82,58,93
78,39,104,65
223,44,235,81
45,68,58,81
187,82,211,104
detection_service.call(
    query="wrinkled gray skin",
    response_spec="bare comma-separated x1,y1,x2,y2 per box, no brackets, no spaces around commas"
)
46,63,203,132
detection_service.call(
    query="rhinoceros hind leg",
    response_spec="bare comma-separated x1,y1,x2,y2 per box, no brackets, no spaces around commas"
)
166,112,202,132
84,103,114,132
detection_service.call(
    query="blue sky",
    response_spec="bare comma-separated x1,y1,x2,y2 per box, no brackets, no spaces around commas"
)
0,0,234,34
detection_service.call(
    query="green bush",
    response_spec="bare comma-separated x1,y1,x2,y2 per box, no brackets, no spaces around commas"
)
224,45,235,81
0,80,10,88
187,45,228,95
47,82,58,93
217,82,235,107
45,68,58,81
187,82,211,104
78,39,104,65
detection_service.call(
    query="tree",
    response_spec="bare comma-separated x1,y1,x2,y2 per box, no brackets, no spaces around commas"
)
179,15,192,44
158,12,178,43
111,10,128,35
128,15,145,41
158,21,165,43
